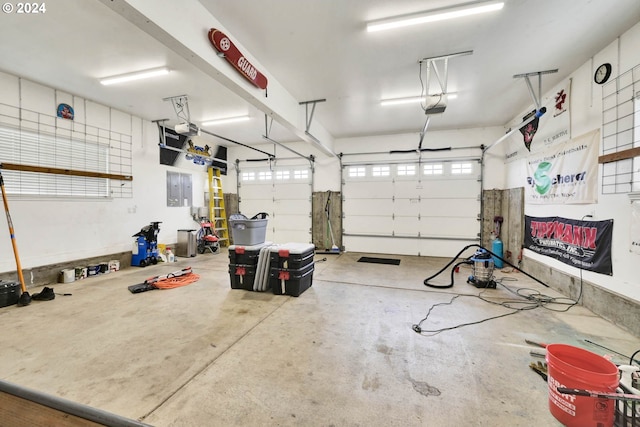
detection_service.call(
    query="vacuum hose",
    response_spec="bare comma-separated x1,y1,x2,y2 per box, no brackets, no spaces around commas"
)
423,244,549,289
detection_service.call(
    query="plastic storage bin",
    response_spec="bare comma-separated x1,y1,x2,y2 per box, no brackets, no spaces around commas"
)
228,241,272,265
269,242,315,296
269,243,315,270
270,261,314,297
228,263,258,290
228,242,273,291
229,213,268,246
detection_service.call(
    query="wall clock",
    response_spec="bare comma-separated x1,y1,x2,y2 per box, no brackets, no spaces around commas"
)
594,63,612,84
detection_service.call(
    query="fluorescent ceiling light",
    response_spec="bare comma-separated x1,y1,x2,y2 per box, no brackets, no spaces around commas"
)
201,115,251,126
367,1,504,33
381,93,457,106
100,67,170,85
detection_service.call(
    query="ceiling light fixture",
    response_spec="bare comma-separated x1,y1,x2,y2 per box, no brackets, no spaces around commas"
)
366,1,504,33
201,115,251,126
381,93,457,107
99,67,170,86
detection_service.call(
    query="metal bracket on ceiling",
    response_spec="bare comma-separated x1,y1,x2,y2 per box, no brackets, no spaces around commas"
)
513,69,558,110
262,113,314,166
264,114,274,139
419,50,473,96
299,98,326,133
160,96,276,159
298,98,337,160
483,69,558,154
162,94,191,124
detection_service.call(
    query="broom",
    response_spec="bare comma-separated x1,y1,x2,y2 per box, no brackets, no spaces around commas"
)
325,191,339,253
0,168,31,306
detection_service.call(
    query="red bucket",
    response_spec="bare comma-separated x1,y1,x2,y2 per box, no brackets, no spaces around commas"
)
546,344,619,427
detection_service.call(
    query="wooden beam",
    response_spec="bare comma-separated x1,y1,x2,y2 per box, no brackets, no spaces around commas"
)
0,391,104,427
598,147,640,164
0,162,132,181
0,379,152,427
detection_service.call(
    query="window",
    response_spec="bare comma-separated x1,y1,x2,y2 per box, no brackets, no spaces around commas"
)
451,162,473,174
275,170,290,180
0,125,111,197
0,100,133,199
293,169,309,179
258,171,272,180
348,166,366,178
423,164,443,175
372,165,390,177
397,164,416,176
242,172,255,181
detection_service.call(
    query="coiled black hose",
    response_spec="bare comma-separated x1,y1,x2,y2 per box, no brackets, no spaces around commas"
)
423,244,549,289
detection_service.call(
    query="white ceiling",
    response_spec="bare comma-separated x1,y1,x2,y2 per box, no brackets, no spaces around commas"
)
1,0,639,153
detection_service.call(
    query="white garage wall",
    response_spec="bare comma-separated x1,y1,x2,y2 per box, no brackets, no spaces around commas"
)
0,71,207,274
504,22,640,302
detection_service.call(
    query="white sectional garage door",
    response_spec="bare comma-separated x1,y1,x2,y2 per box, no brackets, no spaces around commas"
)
342,159,481,256
237,163,312,244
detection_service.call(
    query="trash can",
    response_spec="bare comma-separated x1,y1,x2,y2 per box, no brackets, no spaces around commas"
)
176,229,197,257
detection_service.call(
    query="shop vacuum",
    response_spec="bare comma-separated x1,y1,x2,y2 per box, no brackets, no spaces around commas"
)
422,244,549,290
467,249,497,288
131,221,162,267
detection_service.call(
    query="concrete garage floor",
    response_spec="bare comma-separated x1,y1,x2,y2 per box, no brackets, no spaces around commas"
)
0,250,638,426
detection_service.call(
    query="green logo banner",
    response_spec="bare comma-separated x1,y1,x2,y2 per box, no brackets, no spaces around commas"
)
525,130,599,204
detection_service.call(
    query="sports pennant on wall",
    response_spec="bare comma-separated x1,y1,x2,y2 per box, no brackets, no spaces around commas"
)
505,79,572,162
519,110,540,151
208,28,268,90
524,215,613,275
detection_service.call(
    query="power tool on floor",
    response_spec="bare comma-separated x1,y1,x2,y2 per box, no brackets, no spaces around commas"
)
196,217,219,254
131,221,162,267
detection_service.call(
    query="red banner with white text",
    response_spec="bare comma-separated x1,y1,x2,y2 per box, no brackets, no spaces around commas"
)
524,215,613,275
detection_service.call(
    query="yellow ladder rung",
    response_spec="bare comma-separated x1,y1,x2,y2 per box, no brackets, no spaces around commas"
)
208,167,229,247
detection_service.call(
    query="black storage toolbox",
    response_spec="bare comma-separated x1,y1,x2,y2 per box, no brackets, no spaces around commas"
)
228,263,258,291
228,242,272,265
0,281,20,308
269,243,315,296
228,242,272,291
269,261,314,297
269,243,315,270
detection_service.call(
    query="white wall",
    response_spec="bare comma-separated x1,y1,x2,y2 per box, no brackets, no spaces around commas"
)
0,71,208,274
504,22,640,302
